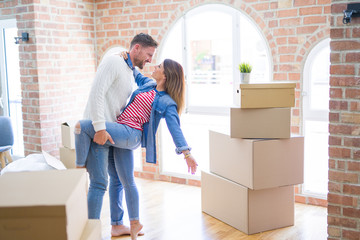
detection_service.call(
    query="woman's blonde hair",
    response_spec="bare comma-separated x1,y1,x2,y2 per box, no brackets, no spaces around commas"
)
163,59,185,115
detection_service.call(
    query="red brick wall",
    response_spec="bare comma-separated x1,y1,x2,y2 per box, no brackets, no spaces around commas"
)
328,1,360,239
1,0,96,156
3,0,334,207
94,0,331,205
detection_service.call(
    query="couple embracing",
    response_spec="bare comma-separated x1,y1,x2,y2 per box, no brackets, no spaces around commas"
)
75,33,198,240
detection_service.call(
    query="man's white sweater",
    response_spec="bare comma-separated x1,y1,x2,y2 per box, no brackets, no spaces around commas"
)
83,54,134,132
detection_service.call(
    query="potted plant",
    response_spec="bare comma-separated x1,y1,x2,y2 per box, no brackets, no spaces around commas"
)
238,62,252,83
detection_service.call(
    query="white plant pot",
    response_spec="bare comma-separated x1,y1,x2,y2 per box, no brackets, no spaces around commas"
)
240,73,250,83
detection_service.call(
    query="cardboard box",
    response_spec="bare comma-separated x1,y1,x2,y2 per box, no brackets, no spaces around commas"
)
230,107,291,138
236,83,296,108
79,220,102,240
209,130,304,190
201,171,294,235
61,122,76,149
0,169,88,240
60,147,76,169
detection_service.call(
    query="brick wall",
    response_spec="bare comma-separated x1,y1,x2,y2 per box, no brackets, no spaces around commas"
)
1,0,96,156
2,0,334,207
328,1,360,239
93,0,331,205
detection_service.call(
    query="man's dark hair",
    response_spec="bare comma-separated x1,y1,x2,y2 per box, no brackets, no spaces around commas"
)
130,33,158,49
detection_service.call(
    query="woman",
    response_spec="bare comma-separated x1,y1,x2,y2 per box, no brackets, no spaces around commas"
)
75,58,198,240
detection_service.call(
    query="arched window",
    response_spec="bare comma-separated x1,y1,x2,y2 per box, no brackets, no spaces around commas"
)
302,38,330,198
158,4,271,177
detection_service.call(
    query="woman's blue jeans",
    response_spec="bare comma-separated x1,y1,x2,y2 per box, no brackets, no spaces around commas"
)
75,119,142,223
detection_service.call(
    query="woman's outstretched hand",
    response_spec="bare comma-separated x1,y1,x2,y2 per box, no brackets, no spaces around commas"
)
185,155,198,175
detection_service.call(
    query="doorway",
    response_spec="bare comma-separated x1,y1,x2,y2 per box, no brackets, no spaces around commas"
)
0,19,24,157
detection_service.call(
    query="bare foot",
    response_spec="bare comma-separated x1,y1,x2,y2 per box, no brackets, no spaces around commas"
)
111,224,145,237
130,221,143,240
111,225,130,237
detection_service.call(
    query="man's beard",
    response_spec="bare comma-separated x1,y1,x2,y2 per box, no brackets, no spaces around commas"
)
134,59,144,69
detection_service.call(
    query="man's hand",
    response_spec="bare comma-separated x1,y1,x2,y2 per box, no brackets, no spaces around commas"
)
93,130,115,145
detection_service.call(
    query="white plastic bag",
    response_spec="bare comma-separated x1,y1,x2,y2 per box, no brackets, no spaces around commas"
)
1,151,66,175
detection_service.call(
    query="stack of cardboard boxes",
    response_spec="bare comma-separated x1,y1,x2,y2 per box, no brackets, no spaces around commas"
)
202,83,304,234
0,169,101,240
60,122,77,169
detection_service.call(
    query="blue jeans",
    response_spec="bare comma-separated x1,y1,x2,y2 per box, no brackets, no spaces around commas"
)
75,120,142,223
110,148,139,222
75,120,142,167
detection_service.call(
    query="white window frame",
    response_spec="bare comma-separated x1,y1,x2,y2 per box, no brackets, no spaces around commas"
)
158,4,272,178
0,19,17,116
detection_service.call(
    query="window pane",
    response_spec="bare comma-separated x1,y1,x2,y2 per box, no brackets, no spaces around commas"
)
134,148,142,170
309,47,330,111
161,113,229,176
186,10,233,108
239,15,270,83
303,120,328,196
158,19,183,64
303,39,330,198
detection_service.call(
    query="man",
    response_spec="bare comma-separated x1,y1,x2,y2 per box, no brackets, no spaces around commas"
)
77,33,158,236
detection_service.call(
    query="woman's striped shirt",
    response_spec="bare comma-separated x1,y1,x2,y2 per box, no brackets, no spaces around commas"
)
116,89,156,131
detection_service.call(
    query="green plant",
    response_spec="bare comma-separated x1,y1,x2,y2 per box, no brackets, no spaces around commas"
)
238,62,252,73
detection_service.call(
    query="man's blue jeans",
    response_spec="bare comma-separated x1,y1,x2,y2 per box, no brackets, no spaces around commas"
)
75,120,141,223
